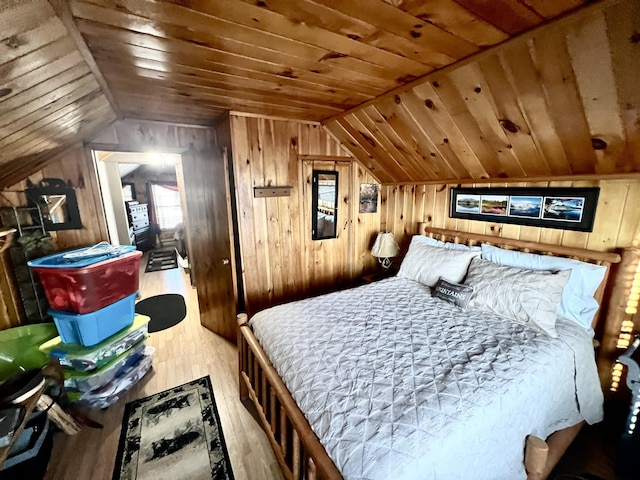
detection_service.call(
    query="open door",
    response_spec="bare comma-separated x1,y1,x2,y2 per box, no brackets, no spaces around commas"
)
180,148,238,342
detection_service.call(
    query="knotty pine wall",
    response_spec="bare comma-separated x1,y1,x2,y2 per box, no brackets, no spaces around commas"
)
381,179,640,253
219,115,380,316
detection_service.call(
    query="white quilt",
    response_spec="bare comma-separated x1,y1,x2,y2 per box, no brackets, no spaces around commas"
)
249,277,603,480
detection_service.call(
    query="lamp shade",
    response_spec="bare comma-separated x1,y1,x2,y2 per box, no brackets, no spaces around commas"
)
371,232,400,259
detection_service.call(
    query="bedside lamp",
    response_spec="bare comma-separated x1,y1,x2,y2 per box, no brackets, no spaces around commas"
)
371,232,400,270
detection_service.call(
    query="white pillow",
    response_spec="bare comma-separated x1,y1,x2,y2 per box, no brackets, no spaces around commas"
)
481,244,606,331
464,257,571,337
398,236,480,287
413,235,481,252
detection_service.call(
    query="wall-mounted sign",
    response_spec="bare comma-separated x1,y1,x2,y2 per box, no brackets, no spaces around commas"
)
449,187,600,232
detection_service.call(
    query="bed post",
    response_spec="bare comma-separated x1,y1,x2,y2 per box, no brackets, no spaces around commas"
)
237,313,249,401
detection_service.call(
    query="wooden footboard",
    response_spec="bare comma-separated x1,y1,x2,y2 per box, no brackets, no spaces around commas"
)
237,313,342,480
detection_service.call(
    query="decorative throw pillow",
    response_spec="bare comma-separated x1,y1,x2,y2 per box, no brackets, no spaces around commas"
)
432,278,474,309
481,244,606,331
464,257,571,337
398,236,481,287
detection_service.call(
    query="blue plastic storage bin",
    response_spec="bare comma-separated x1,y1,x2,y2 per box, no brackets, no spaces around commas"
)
48,293,137,347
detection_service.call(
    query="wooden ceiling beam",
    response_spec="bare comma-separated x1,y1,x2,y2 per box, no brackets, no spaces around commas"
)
48,0,122,118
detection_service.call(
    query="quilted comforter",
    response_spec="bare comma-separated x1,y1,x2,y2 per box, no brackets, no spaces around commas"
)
249,276,603,480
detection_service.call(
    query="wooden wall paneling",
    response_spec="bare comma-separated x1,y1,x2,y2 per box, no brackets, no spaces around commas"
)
0,250,26,330
322,121,379,178
452,0,544,35
604,0,640,172
382,178,640,254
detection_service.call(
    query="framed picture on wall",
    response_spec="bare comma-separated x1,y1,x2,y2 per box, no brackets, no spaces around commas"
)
359,183,379,213
450,187,600,232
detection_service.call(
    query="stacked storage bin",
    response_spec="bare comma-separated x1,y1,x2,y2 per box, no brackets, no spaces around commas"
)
28,244,153,408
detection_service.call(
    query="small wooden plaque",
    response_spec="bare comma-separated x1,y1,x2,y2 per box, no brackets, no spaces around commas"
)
253,186,292,198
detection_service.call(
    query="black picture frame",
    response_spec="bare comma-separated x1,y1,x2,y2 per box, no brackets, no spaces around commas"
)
25,178,83,231
311,170,339,240
449,187,600,232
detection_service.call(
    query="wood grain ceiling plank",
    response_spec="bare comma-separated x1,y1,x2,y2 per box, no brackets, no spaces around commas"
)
348,109,420,181
72,0,410,88
0,0,53,40
0,89,104,149
89,44,355,110
303,0,479,59
323,121,393,182
497,43,573,176
79,25,380,101
116,91,321,123
476,53,553,177
103,74,343,117
390,0,509,47
521,0,587,18
0,63,90,114
95,56,359,111
0,95,113,162
447,63,527,178
453,0,544,35
236,0,453,68
424,72,506,178
565,12,625,174
0,36,77,83
398,90,472,179
603,0,640,172
0,50,84,104
157,0,428,77
0,16,67,65
337,115,414,181
373,96,451,180
409,82,489,179
529,28,598,174
49,0,122,118
0,75,100,134
352,107,422,179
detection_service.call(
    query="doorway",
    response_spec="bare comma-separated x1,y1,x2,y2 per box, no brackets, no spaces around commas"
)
92,148,239,342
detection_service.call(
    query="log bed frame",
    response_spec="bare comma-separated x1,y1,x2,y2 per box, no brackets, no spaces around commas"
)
237,225,622,480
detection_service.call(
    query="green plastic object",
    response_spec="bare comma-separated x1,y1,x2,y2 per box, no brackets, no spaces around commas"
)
39,314,150,372
0,323,58,381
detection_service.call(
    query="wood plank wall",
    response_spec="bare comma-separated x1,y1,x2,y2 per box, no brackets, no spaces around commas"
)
0,143,108,250
380,179,640,253
221,115,381,316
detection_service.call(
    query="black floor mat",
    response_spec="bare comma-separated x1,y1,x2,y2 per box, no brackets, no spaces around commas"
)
145,250,178,272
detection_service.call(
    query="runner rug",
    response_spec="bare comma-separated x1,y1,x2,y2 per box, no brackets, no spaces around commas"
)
145,250,178,272
112,376,235,480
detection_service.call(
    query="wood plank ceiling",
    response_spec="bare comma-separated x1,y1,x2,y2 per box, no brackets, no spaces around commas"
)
0,0,608,188
324,0,640,183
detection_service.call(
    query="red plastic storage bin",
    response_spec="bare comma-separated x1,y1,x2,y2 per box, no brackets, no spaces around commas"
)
30,250,142,314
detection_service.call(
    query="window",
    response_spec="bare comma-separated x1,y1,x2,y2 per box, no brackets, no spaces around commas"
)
151,183,183,230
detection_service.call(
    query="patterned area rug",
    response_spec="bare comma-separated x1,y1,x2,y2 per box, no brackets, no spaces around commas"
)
145,250,178,272
113,376,235,480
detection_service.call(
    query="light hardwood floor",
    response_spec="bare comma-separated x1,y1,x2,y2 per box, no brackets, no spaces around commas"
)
44,256,283,480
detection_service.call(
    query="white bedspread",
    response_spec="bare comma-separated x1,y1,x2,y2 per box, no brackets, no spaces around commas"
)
249,277,603,480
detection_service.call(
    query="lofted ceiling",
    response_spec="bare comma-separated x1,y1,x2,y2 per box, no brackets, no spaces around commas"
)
0,0,626,188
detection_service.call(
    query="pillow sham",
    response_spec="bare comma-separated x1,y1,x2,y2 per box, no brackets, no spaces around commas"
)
481,244,606,331
464,257,571,337
413,234,481,252
398,236,480,287
432,278,474,309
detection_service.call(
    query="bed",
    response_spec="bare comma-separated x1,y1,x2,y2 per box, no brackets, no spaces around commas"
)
237,226,621,480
